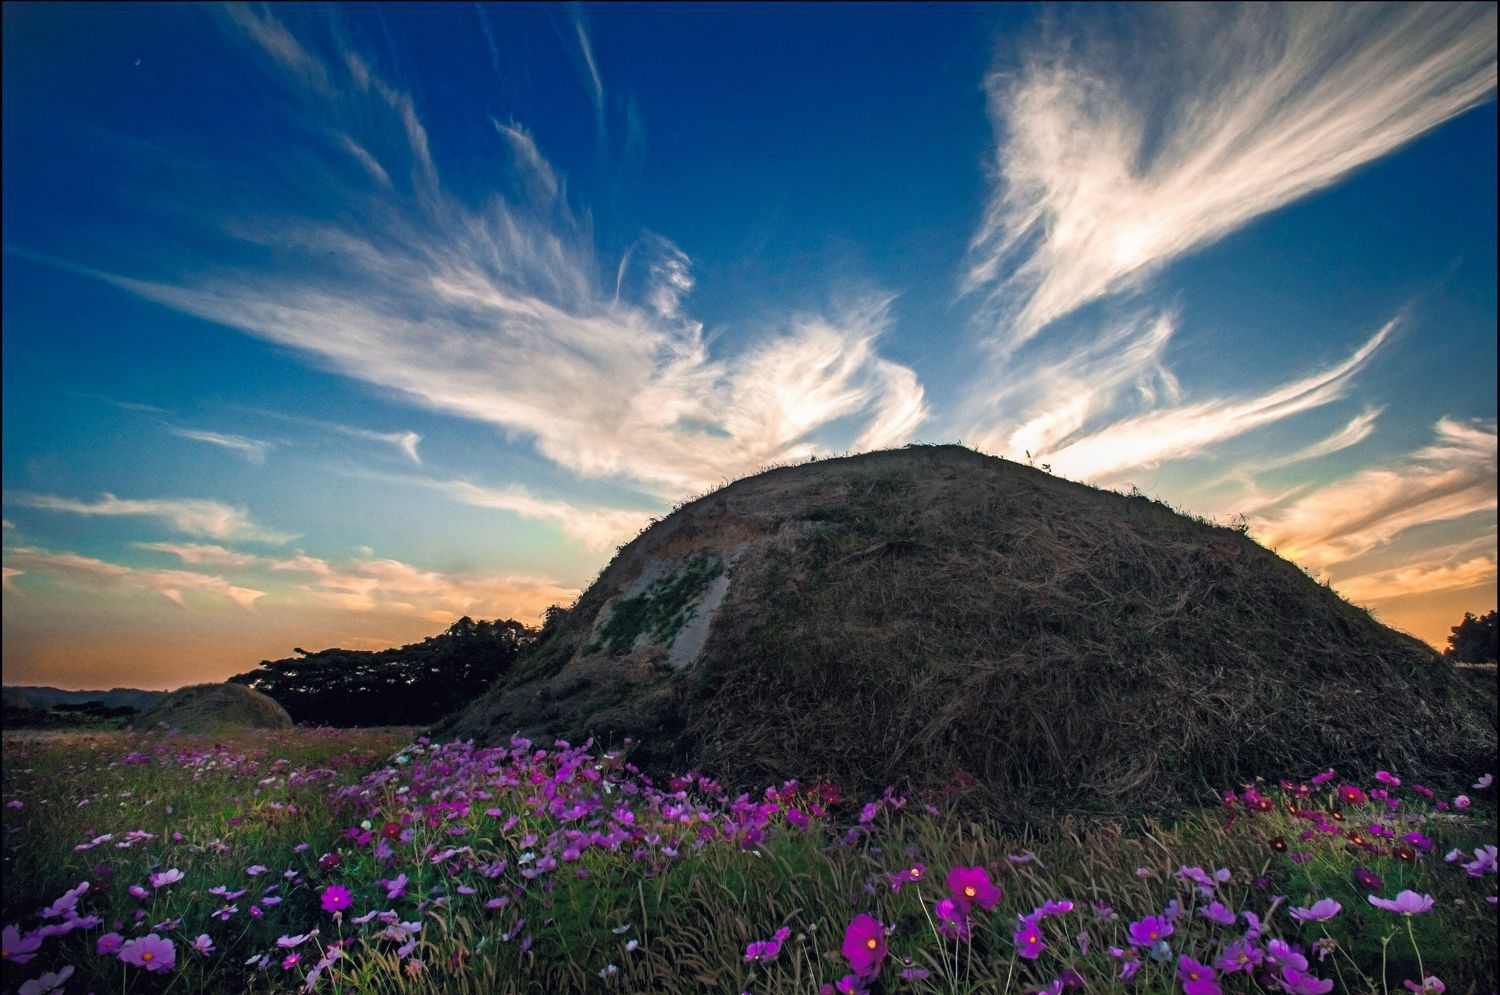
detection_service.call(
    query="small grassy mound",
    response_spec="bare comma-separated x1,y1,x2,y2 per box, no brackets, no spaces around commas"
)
440,445,1495,817
135,682,294,733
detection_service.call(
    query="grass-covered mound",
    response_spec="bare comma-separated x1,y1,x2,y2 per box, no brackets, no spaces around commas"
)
135,682,294,733
439,445,1494,815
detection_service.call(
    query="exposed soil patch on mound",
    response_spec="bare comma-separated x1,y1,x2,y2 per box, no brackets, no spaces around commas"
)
440,446,1494,815
135,682,293,732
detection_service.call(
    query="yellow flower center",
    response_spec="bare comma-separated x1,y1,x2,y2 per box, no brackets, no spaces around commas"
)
964,886,976,898
865,938,878,951
1028,936,1038,945
1149,931,1158,940
1189,971,1200,981
142,952,154,962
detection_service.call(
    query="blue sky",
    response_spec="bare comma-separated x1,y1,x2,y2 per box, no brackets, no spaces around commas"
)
3,3,1495,690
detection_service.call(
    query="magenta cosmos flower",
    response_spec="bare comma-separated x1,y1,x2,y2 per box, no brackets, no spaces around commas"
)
320,884,353,914
841,915,886,978
119,933,176,973
1012,916,1046,960
1289,898,1342,923
3,925,43,964
744,926,791,963
946,866,1000,912
1127,915,1173,947
1368,891,1434,916
1177,955,1222,995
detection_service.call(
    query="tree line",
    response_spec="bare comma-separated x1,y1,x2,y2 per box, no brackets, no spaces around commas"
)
227,615,537,727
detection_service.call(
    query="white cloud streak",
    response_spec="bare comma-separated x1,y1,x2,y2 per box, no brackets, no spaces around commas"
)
10,493,296,544
968,2,1497,346
269,552,578,622
169,427,273,464
1336,554,1497,605
135,542,260,567
1035,320,1394,482
407,478,651,552
4,546,267,609
1253,418,1498,573
82,9,925,496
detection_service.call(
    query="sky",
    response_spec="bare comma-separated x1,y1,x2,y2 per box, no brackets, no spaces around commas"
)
2,2,1496,691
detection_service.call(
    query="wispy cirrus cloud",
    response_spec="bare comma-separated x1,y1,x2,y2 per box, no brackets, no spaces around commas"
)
1034,319,1394,483
399,477,651,552
962,311,1391,485
68,7,924,496
269,552,577,623
169,427,274,464
1335,552,1497,606
9,493,296,544
135,542,260,567
4,546,267,610
1253,418,1498,574
967,2,1497,347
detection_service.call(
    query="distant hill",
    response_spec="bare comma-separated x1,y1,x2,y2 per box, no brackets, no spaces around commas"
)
439,444,1495,816
3,686,167,712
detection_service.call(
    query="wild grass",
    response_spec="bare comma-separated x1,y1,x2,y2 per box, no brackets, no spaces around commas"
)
2,727,1494,994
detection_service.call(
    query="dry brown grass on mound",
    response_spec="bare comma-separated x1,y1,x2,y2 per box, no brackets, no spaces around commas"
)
134,682,293,732
442,445,1496,818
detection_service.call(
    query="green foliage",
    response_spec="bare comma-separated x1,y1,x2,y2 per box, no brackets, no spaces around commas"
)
587,557,723,656
228,616,535,727
1445,609,1498,663
3,728,1494,994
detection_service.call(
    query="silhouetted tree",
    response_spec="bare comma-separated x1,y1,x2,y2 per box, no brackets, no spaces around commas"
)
229,617,536,726
1445,609,1498,664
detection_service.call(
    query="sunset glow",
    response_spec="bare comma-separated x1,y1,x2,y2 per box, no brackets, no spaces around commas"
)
3,4,1495,688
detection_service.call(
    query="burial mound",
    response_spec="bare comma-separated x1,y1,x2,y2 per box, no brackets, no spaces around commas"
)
440,446,1493,814
135,682,293,733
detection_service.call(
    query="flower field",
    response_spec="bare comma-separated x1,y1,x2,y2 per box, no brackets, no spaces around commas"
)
2,727,1494,994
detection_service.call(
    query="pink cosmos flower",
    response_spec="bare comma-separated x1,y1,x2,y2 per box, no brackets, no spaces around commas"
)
841,915,886,978
947,866,1001,912
1290,898,1342,922
1127,915,1172,947
321,884,353,914
17,965,73,995
1463,845,1497,877
1338,784,1368,807
934,897,969,940
1268,938,1309,973
889,863,924,891
1215,939,1263,974
1353,866,1384,891
1474,774,1493,790
97,932,124,955
382,874,409,900
1198,901,1236,925
831,975,868,995
149,868,183,889
119,933,176,973
4,925,44,964
1177,955,1222,995
191,934,214,955
1404,976,1447,994
1281,967,1335,994
1012,916,1046,960
1453,795,1471,809
1368,891,1434,916
1375,771,1401,787
38,882,90,919
744,926,791,962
